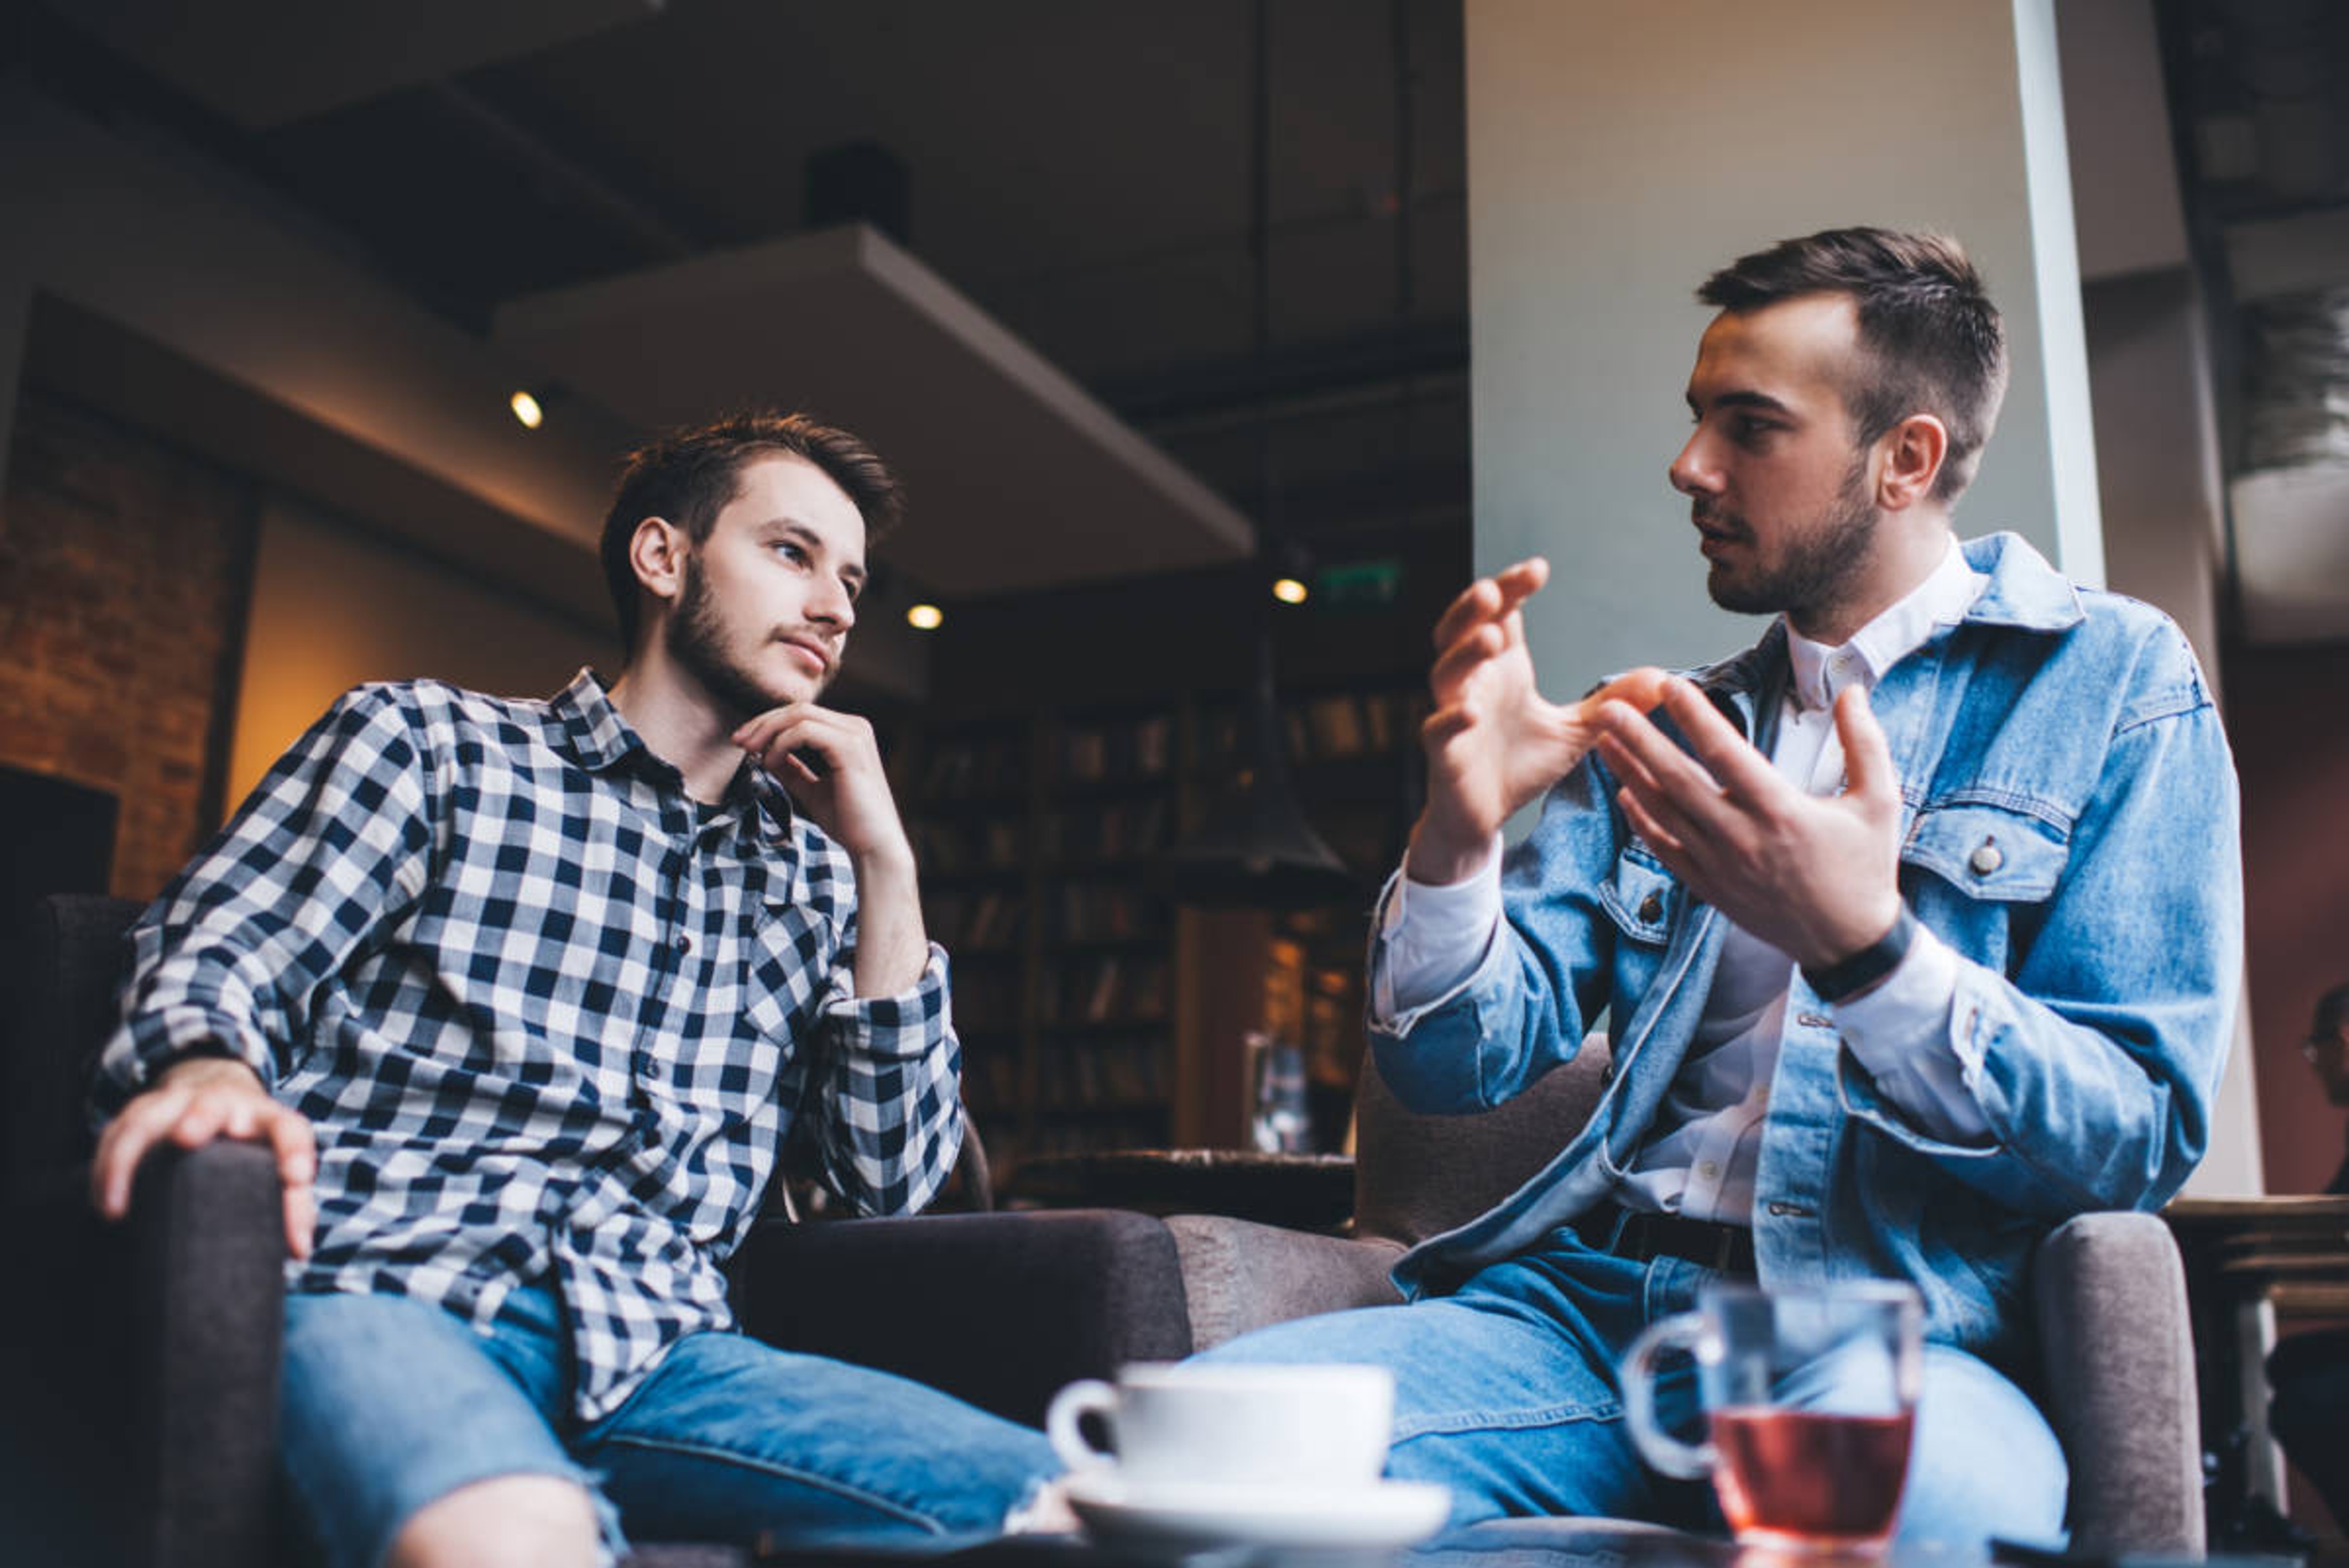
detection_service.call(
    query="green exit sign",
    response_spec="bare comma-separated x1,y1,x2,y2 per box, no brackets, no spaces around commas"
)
1315,559,1403,609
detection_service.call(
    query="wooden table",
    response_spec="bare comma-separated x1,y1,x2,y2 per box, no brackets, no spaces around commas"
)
2165,1195,2349,1541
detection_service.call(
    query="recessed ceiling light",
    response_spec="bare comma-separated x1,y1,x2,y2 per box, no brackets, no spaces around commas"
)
906,603,944,630
1271,577,1309,605
509,390,545,429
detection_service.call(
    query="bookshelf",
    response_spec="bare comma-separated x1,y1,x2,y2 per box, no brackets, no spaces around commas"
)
897,537,1463,1176
904,675,1427,1173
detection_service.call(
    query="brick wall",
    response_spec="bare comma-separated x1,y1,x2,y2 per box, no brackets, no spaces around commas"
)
0,389,257,901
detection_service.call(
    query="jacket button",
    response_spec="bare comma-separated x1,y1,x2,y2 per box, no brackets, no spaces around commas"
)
1638,891,1663,922
1969,839,2003,875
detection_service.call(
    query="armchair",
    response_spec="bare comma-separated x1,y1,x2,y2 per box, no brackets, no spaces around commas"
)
0,895,1192,1568
1158,1045,2206,1556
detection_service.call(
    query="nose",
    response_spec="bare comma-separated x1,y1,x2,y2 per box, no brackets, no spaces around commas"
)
808,576,856,632
1669,427,1721,499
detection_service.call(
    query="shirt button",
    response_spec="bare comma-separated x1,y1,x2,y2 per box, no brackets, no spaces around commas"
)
674,934,694,955
1638,892,1663,923
1796,1011,1832,1028
1969,840,2003,875
1698,1161,1721,1180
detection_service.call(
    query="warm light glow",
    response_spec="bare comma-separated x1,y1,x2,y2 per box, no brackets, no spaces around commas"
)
906,603,945,631
1271,576,1309,605
509,390,544,429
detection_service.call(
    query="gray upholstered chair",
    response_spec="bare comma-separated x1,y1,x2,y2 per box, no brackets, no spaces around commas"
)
1,894,1195,1568
1162,1044,2208,1556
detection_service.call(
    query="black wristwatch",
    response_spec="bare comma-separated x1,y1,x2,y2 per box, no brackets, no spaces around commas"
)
1801,905,1918,1003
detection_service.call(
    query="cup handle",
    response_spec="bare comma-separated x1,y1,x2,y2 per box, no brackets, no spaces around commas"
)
1044,1378,1119,1473
1620,1310,1716,1481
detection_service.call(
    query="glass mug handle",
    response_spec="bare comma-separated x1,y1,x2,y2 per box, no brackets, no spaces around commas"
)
1620,1310,1717,1481
1044,1379,1119,1472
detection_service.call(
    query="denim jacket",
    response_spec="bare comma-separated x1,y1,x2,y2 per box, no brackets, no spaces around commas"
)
1368,533,2242,1368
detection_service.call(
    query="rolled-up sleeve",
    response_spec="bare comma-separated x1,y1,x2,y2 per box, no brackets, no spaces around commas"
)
804,935,962,1216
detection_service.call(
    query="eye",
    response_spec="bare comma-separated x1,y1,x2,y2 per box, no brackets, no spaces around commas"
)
1730,415,1779,446
771,540,810,567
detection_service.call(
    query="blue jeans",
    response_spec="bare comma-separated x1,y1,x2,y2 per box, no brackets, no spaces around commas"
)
1198,1233,2068,1552
279,1287,1057,1568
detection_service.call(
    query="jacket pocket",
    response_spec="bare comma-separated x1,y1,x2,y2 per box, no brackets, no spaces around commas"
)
1598,845,1679,945
1900,801,2069,902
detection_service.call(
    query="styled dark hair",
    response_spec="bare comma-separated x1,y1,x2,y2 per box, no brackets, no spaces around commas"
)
599,409,903,651
1698,228,2008,504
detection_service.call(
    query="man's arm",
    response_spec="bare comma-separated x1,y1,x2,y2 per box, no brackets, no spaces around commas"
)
735,703,961,1213
88,683,438,1255
733,704,926,995
1362,560,1666,1109
1595,656,2238,1217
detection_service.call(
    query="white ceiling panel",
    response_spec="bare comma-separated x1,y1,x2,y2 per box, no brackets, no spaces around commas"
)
494,223,1257,597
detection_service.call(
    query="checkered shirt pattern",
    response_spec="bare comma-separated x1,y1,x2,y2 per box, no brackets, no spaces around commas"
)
92,670,962,1421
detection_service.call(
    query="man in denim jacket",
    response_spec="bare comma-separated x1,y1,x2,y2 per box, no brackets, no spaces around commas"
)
1204,229,2241,1548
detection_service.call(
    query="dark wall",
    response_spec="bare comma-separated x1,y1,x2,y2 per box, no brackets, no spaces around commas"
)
2224,636,2349,1195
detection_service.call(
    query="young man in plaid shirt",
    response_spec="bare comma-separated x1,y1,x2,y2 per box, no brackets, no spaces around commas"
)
88,412,1056,1568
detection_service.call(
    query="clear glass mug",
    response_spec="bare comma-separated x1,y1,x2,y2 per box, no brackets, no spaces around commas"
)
1620,1280,1924,1554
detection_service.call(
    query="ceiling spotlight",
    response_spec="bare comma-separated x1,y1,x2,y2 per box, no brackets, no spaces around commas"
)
906,603,944,631
509,389,546,429
1271,577,1309,606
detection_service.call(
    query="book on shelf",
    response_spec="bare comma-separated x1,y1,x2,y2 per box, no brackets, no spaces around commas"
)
921,733,1025,798
1059,712,1176,784
1303,693,1367,758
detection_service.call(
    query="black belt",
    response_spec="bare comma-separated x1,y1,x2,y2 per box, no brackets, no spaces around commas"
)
1575,1201,1757,1277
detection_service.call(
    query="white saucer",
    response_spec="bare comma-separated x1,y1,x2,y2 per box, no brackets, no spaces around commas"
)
1063,1473,1453,1551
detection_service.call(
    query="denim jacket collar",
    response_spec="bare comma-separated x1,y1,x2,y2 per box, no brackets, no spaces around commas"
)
1954,531,2086,634
1689,530,2082,735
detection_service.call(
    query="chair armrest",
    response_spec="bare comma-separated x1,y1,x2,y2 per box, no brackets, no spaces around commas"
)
731,1208,1193,1428
2033,1209,2203,1556
1163,1214,1405,1351
1007,1151,1357,1232
5,1142,284,1568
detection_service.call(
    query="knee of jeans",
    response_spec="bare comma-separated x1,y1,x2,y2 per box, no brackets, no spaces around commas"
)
1898,1362,2068,1550
393,1471,624,1568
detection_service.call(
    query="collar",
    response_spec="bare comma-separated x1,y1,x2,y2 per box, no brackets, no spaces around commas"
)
1784,535,1986,713
552,667,645,772
1957,530,2090,633
550,668,792,847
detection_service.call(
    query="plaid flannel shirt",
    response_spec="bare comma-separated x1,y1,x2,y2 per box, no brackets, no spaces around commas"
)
92,670,961,1421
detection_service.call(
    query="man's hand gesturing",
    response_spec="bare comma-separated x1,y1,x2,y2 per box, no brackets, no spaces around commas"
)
1408,558,1669,886
1594,677,1905,970
91,1055,317,1260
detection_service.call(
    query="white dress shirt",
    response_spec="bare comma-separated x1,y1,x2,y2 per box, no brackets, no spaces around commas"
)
1373,537,1992,1224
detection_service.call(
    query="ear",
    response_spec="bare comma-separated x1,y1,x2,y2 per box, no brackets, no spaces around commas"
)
628,516,689,613
1874,414,1948,512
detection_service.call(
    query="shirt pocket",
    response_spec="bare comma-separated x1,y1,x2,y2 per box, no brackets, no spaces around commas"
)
739,899,833,1046
1597,844,1679,946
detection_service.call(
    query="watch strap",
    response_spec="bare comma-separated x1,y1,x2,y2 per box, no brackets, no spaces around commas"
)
1802,904,1918,1003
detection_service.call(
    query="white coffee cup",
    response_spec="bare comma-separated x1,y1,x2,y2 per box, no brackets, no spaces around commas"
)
1044,1361,1395,1493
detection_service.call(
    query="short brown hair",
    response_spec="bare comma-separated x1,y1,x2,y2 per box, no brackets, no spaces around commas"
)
599,410,903,650
1698,228,2008,504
